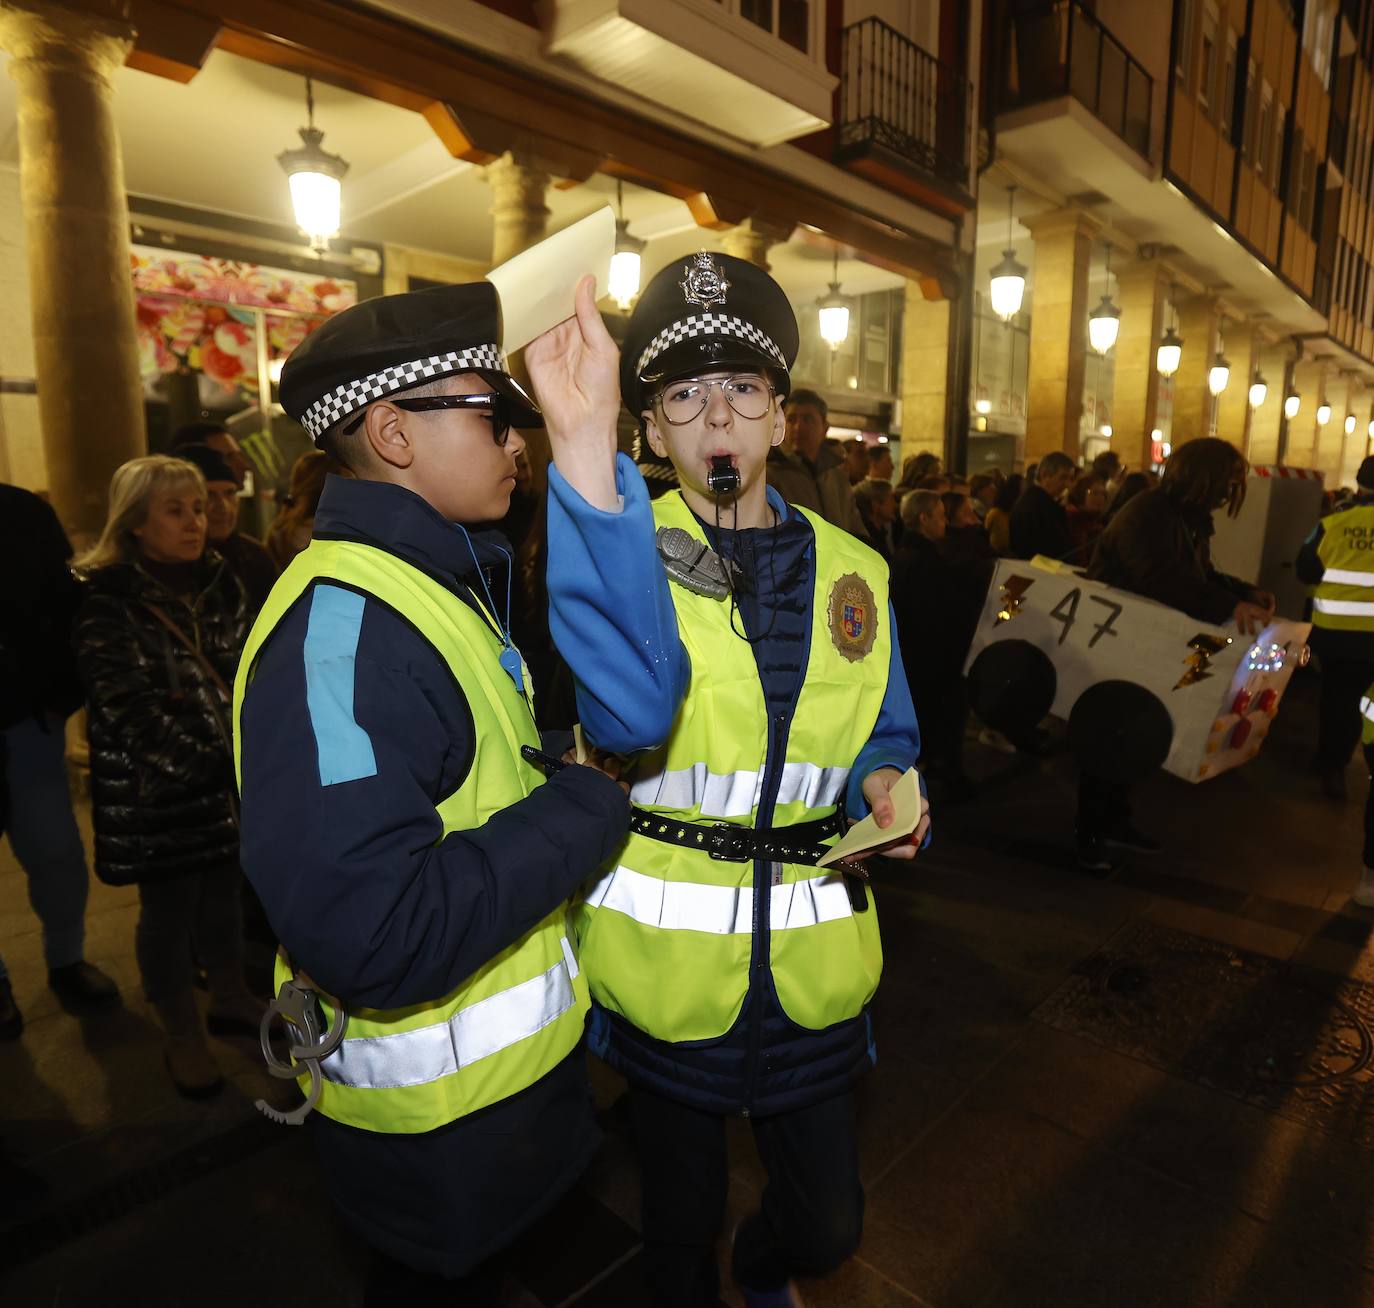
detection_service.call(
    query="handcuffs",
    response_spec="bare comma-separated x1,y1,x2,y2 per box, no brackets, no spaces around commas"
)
254,976,348,1127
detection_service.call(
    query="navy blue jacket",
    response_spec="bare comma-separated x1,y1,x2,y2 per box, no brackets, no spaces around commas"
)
546,457,921,1118
237,476,629,1276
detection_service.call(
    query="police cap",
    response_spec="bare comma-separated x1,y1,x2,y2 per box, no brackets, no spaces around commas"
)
620,251,798,415
279,281,542,444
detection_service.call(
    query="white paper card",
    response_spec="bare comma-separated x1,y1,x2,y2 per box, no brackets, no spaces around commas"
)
816,767,924,866
485,206,615,354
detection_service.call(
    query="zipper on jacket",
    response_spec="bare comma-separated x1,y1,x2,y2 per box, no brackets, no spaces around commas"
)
740,532,815,1116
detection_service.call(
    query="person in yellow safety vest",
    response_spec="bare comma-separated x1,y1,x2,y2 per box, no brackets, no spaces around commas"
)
527,257,928,1308
233,282,630,1300
1297,455,1374,799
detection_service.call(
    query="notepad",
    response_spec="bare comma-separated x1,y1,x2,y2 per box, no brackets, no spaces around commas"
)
816,767,924,866
486,206,615,354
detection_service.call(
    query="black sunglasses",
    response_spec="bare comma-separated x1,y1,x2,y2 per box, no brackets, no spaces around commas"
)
341,392,511,445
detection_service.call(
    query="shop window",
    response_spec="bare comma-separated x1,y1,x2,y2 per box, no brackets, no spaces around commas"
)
1302,145,1318,229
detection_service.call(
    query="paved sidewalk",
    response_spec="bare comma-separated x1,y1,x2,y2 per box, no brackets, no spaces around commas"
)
4,668,1374,1306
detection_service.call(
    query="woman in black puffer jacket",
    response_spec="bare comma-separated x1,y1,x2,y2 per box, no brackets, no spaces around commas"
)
74,453,261,1099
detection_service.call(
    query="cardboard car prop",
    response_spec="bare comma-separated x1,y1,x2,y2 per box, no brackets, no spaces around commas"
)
964,557,1310,783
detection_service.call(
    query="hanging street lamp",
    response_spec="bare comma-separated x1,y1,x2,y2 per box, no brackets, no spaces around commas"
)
1284,392,1301,419
1248,372,1267,408
277,77,349,254
817,250,850,349
989,185,1027,324
608,179,646,311
1087,244,1120,355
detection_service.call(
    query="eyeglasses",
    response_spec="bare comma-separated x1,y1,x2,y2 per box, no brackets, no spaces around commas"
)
657,374,775,425
341,392,511,445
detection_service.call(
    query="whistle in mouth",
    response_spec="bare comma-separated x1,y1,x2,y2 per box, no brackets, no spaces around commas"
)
707,455,740,497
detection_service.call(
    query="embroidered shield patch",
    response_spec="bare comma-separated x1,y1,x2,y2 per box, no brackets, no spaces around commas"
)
828,572,878,662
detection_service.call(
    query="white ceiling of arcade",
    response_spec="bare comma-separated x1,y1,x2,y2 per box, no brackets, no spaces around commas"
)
0,47,907,303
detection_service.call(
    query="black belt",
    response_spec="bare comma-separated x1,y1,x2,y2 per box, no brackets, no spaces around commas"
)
628,807,845,865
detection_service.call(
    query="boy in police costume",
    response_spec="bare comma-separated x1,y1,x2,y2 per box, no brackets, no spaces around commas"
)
528,256,926,1306
233,282,630,1300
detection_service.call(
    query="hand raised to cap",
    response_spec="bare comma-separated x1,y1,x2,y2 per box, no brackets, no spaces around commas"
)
525,274,622,512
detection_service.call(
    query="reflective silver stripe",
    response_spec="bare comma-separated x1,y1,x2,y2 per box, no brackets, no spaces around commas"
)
629,762,849,818
584,865,853,934
318,942,577,1090
1313,597,1374,616
1322,568,1374,586
1362,696,1374,723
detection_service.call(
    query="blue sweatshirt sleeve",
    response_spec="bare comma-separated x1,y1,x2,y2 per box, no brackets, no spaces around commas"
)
846,601,924,822
545,452,689,753
238,589,630,1011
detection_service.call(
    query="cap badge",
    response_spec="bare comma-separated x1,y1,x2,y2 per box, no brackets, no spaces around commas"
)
681,253,730,309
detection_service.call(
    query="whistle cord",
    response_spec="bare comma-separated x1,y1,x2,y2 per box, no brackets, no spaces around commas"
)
713,490,780,646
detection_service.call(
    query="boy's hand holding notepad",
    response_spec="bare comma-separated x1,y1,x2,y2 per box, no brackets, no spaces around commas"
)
817,768,925,868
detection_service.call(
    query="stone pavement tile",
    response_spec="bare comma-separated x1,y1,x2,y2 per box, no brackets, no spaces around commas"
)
1238,895,1333,936
1141,899,1302,960
3,1137,368,1308
859,1097,1373,1308
798,1255,931,1306
957,1026,1374,1275
855,1051,969,1187
1291,936,1374,983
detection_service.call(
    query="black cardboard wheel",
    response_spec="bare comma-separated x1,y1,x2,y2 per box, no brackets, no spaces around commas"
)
1068,680,1173,783
967,640,1057,736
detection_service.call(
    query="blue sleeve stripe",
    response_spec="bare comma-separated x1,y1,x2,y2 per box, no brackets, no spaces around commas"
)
303,585,378,787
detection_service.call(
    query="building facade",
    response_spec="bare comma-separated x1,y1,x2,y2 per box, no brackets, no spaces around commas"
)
0,0,980,537
977,0,1374,488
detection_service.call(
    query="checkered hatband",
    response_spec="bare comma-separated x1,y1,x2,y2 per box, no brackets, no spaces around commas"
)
635,313,787,379
300,345,506,440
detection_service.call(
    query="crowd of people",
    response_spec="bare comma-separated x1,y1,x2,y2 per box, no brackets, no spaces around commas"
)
0,246,1364,1307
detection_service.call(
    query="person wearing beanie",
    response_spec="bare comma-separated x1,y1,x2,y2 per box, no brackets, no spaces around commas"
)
233,280,630,1297
1297,454,1374,800
528,258,925,1308
174,443,277,612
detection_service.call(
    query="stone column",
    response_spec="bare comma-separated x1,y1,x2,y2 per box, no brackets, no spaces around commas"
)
1286,358,1326,469
1245,343,1286,466
485,151,550,266
1111,260,1166,474
721,218,793,270
1022,209,1097,461
900,281,949,465
1170,294,1220,446
1214,322,1257,449
0,0,144,541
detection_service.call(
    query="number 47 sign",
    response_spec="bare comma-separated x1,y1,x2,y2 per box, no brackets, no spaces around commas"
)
1048,588,1124,648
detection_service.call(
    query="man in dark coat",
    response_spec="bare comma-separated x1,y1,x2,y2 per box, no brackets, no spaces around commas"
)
0,484,119,1039
892,490,984,796
1082,438,1272,867
1009,450,1076,561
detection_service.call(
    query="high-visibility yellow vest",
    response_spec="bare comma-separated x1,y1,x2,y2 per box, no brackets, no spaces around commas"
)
574,493,889,1042
233,538,589,1134
1312,504,1374,632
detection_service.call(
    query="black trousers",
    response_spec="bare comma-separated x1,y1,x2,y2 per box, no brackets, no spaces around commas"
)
1313,636,1374,772
1364,744,1374,868
629,1086,863,1306
1076,772,1132,839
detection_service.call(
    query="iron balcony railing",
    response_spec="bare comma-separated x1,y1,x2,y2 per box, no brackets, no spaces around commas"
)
1000,0,1152,158
836,17,971,190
